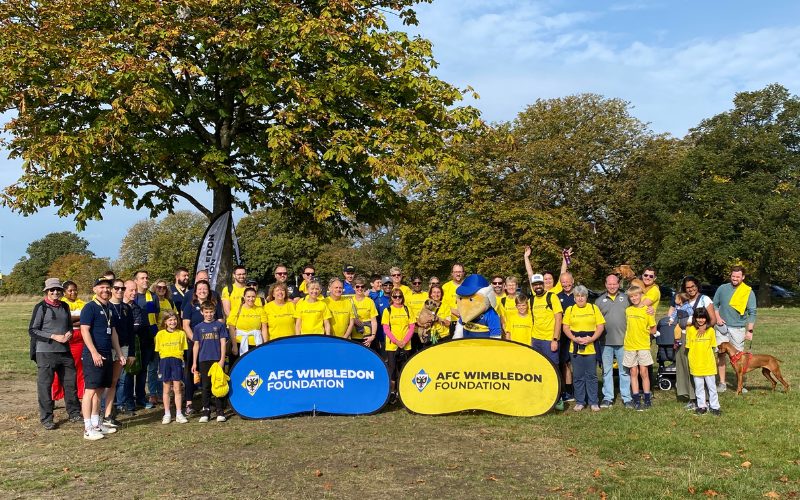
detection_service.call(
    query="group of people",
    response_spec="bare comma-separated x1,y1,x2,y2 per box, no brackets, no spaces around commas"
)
30,250,757,438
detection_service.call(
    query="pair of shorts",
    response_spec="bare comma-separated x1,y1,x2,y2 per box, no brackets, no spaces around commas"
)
715,325,745,350
112,345,130,361
531,339,559,366
558,336,571,364
623,349,653,368
159,357,184,382
82,351,113,389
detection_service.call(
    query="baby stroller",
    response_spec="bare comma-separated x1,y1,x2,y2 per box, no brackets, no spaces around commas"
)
655,317,678,391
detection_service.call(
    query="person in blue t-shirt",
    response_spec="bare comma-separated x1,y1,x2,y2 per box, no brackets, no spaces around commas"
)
192,303,229,423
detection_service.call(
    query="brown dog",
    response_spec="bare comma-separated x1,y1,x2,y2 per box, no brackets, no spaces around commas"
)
717,341,790,395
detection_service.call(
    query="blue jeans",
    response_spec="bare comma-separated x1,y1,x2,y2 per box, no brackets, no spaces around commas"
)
602,345,631,403
116,369,135,411
571,353,598,406
147,352,162,398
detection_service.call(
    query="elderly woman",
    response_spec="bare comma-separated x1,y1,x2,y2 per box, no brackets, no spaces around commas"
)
673,276,717,410
562,285,606,412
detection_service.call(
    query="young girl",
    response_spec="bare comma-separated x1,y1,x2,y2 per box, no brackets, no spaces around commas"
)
294,281,332,335
685,307,721,415
154,312,188,424
227,287,267,355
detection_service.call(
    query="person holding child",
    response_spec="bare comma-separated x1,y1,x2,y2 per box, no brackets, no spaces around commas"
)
684,307,721,416
562,285,606,412
622,285,657,411
155,311,188,424
192,302,229,423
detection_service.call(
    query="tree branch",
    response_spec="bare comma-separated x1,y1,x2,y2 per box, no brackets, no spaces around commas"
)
140,179,212,218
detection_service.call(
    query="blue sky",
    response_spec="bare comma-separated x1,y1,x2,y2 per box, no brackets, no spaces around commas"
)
2,0,799,273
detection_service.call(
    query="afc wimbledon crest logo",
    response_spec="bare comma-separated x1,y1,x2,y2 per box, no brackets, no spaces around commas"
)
242,370,262,396
413,369,430,392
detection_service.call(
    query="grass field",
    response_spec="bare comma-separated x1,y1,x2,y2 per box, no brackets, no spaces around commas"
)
1,302,798,499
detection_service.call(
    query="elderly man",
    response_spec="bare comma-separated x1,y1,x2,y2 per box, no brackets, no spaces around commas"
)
712,265,757,392
30,278,82,430
595,274,633,408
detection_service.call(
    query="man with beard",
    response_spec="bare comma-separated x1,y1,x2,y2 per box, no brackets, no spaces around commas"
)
170,267,190,318
528,273,565,410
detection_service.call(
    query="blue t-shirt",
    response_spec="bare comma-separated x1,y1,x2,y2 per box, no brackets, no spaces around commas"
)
193,320,229,363
170,285,189,318
343,281,356,295
182,299,225,331
80,300,117,354
373,295,390,341
558,291,576,310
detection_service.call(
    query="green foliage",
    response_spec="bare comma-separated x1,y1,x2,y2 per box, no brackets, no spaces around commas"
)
314,226,401,283
115,211,207,281
0,0,482,234
0,232,93,294
47,253,110,294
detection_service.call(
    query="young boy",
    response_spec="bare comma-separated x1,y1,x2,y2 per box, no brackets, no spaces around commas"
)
191,302,229,423
622,286,657,411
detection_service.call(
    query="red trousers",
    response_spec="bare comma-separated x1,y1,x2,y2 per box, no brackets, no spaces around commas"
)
52,328,84,400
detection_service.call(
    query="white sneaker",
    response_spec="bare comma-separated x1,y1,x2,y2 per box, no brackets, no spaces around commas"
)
198,415,209,423
175,414,188,424
717,383,727,393
741,387,748,394
216,415,227,422
84,428,105,441
96,424,117,435
161,415,171,425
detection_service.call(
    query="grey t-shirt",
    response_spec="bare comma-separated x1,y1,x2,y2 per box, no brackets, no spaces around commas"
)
595,292,630,346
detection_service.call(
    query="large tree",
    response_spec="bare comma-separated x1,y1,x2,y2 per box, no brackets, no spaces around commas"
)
0,231,93,294
0,0,481,280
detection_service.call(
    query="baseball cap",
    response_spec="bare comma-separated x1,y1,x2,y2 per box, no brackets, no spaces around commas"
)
382,276,392,285
94,277,113,287
343,264,355,273
531,273,545,284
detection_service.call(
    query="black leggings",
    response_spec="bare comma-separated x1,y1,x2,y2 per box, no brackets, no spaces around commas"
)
198,360,225,416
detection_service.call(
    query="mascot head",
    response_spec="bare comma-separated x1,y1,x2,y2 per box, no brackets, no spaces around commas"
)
456,274,497,323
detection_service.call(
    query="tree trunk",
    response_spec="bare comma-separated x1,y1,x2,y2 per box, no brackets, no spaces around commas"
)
756,267,771,308
212,187,235,295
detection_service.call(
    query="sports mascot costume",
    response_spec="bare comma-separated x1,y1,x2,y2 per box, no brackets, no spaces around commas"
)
453,274,503,339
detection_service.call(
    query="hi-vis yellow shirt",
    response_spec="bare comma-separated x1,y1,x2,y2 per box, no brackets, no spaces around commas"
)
155,329,188,360
263,301,296,340
158,298,177,325
325,297,353,338
294,299,332,334
507,311,534,345
623,305,656,351
351,296,378,339
685,325,717,376
406,291,429,322
563,304,605,355
227,305,267,345
643,285,661,317
499,295,517,324
531,293,563,341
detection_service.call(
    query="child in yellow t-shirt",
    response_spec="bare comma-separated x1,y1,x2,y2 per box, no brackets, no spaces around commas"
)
685,307,721,415
155,312,189,424
506,295,534,345
622,286,656,411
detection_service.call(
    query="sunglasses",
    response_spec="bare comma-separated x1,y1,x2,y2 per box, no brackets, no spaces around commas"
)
47,289,63,293
275,272,287,276
354,285,364,289
113,286,127,291
391,295,402,299
643,273,655,278
412,281,422,285
156,285,166,289
429,282,440,286
492,281,504,285
303,272,315,276
391,273,401,277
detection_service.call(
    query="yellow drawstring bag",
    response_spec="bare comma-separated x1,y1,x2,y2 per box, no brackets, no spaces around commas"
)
209,362,230,398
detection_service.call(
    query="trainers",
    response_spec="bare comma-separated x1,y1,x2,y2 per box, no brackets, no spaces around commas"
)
634,401,643,412
144,401,156,410
644,400,652,410
717,383,727,393
42,420,56,430
684,401,697,411
185,405,195,416
590,405,600,412
102,417,121,428
161,415,171,425
562,392,576,402
68,414,83,423
710,408,722,416
554,400,565,411
216,415,227,422
695,407,708,415
740,387,748,394
623,401,635,409
573,404,585,412
95,424,116,435
600,400,612,408
175,414,188,424
198,415,209,423
84,428,105,441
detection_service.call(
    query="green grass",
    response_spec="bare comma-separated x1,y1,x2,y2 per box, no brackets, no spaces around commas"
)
1,302,798,498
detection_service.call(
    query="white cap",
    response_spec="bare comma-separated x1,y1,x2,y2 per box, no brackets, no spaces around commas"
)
531,274,545,284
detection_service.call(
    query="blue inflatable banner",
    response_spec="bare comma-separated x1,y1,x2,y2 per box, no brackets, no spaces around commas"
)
229,335,390,419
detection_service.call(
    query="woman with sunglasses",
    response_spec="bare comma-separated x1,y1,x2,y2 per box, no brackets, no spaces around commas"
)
151,279,178,326
351,277,378,347
381,289,415,402
264,283,296,340
52,280,86,402
406,276,429,353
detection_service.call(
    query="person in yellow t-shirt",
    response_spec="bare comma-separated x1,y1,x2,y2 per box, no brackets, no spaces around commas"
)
426,284,450,343
381,289,414,401
222,265,249,317
154,312,189,424
227,288,268,355
152,279,178,326
562,285,606,411
641,267,661,317
388,266,412,298
294,281,332,335
623,286,657,411
506,295,534,345
441,263,465,327
406,276,429,352
529,274,563,366
325,279,355,339
498,276,520,325
351,277,378,347
264,283,296,340
685,307,721,415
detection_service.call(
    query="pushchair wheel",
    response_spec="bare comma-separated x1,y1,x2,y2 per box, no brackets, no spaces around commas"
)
658,378,672,391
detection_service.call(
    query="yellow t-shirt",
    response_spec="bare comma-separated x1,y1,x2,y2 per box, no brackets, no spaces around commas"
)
441,280,461,320
531,292,563,341
227,304,267,345
293,299,332,335
222,284,248,313
155,329,188,360
643,285,661,316
498,295,518,324
263,301,296,340
392,284,413,300
381,305,413,352
550,281,563,295
623,305,656,351
62,297,86,312
507,311,534,345
352,296,378,339
563,304,606,356
685,325,717,377
325,297,354,338
406,291,429,322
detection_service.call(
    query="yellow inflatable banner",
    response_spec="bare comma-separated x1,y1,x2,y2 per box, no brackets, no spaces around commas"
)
399,339,561,416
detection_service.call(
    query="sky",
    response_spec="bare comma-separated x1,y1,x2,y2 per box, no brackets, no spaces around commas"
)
1,0,799,273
